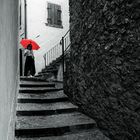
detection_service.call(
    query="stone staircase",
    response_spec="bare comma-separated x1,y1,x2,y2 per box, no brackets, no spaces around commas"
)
15,77,110,140
35,56,62,81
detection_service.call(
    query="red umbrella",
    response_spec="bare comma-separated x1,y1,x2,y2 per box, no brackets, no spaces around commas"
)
20,39,40,50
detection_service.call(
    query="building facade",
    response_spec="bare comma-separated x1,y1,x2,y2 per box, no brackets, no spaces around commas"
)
19,0,26,76
26,0,69,74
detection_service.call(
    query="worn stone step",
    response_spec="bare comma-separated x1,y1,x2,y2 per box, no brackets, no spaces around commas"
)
34,74,43,77
18,97,68,103
20,79,62,85
18,91,66,99
34,73,53,79
34,74,52,78
20,77,48,82
20,81,53,85
42,69,58,73
36,73,53,77
43,67,57,71
42,67,56,71
18,91,67,103
17,107,78,116
19,88,63,93
15,129,110,140
17,102,77,111
15,112,96,137
20,83,55,88
38,71,50,75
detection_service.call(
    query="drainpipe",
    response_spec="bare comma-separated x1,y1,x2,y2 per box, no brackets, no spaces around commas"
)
62,37,65,81
23,0,27,76
24,0,27,38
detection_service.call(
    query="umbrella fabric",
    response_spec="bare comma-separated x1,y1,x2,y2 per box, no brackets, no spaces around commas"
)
20,39,40,50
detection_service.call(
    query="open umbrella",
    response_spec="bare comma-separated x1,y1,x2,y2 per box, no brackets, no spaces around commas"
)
20,39,40,50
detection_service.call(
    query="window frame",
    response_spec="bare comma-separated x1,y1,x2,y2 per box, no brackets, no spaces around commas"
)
45,2,63,28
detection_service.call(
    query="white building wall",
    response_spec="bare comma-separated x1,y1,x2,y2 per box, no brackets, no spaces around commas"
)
19,0,26,76
27,0,69,74
0,0,19,139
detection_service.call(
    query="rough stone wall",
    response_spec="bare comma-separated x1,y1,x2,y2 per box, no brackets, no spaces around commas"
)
65,0,140,139
0,0,19,139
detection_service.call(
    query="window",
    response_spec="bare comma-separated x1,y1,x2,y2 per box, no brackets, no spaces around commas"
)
46,3,63,28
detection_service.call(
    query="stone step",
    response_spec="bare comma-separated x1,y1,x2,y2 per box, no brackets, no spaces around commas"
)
44,65,55,69
20,83,55,88
36,72,53,77
19,88,63,93
18,97,68,104
20,81,52,85
39,68,58,73
20,77,48,82
34,74,42,77
15,129,110,140
42,69,58,73
17,102,77,112
17,108,78,116
17,91,68,103
34,73,53,79
34,75,44,79
18,91,66,100
15,112,96,137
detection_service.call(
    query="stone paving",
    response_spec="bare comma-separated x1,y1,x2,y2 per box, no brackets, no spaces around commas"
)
15,77,110,140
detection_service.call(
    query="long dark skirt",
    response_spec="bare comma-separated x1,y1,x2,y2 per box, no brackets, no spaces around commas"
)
24,56,36,76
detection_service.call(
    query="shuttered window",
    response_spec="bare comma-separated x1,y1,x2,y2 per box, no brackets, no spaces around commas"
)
47,3,62,28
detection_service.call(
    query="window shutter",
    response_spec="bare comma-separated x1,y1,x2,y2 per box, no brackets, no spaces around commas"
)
47,3,62,27
51,4,55,25
56,5,62,26
54,4,58,25
47,3,53,24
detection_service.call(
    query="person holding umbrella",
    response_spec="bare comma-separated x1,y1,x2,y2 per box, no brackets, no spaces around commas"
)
24,44,35,77
20,39,40,77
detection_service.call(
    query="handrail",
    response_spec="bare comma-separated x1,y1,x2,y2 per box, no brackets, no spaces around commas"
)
43,29,71,81
63,29,70,38
43,29,71,67
43,41,62,66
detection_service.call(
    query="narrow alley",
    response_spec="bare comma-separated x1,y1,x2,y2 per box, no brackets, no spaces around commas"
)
0,0,139,140
15,77,110,140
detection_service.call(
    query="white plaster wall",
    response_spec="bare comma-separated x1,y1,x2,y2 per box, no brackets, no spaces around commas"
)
0,0,19,139
19,0,26,76
27,0,69,74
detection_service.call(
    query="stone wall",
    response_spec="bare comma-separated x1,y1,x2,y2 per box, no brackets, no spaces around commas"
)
0,0,19,139
65,0,140,140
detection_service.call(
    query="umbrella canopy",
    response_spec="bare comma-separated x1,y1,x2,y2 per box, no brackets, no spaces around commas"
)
20,39,40,50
